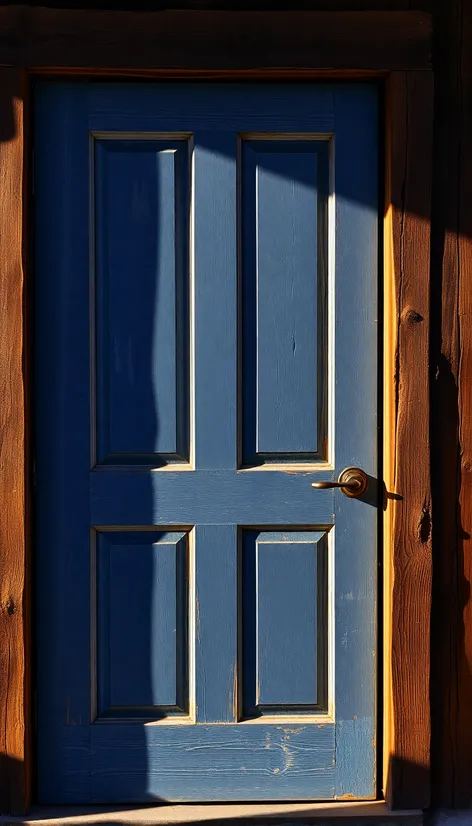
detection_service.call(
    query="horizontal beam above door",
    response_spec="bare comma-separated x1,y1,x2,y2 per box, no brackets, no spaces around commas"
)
0,8,431,71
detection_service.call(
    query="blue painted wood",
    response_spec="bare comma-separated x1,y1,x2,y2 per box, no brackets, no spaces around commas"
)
97,531,187,716
194,133,237,470
242,531,326,715
332,86,378,799
195,525,237,722
95,139,189,464
35,81,378,803
86,83,335,133
91,468,335,526
40,723,335,803
241,142,328,463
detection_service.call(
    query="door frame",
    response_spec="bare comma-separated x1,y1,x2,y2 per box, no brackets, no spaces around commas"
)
0,7,433,813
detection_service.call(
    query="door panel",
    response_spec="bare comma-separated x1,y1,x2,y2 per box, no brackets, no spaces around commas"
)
241,530,327,715
35,82,378,803
97,531,188,717
241,140,328,464
95,139,190,464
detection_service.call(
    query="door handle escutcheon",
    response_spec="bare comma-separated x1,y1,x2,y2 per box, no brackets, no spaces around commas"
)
312,467,368,498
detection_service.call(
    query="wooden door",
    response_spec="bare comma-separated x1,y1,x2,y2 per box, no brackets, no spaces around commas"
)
34,82,378,803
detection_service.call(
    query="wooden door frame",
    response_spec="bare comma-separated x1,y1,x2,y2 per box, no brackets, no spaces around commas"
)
0,7,433,814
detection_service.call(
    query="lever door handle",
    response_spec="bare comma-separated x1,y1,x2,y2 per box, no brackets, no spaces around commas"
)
312,467,368,498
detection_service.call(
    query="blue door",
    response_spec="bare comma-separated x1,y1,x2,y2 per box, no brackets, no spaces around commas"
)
35,82,378,803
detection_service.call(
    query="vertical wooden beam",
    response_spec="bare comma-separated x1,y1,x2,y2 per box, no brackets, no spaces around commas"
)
0,67,30,815
384,70,433,809
431,0,472,808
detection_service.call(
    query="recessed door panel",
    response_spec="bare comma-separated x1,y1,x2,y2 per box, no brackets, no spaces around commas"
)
241,140,328,465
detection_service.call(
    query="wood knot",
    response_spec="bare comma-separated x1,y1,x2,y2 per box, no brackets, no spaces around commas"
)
401,306,424,325
2,597,16,616
418,505,432,544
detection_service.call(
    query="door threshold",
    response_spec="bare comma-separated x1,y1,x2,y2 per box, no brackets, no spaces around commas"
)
0,802,423,825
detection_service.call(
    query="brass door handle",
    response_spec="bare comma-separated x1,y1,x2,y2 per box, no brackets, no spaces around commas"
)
312,467,368,498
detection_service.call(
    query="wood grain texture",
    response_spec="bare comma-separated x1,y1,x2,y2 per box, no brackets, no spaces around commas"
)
43,724,336,803
384,71,433,809
0,7,431,71
0,67,29,815
430,0,472,808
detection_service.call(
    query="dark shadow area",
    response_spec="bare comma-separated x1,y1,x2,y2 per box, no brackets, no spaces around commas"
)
31,91,165,803
430,352,472,807
428,0,472,808
84,134,165,790
0,95,16,142
0,755,29,815
0,0,435,10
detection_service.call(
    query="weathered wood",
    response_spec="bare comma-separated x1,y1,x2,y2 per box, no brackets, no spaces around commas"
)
0,67,30,815
383,70,433,809
0,7,431,71
430,0,472,808
0,3,438,812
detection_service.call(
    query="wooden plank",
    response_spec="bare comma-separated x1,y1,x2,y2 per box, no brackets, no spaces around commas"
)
193,132,237,470
89,468,335,526
383,71,433,809
0,8,431,71
383,82,397,813
0,67,30,815
194,525,237,723
332,85,379,802
46,724,336,803
430,0,472,808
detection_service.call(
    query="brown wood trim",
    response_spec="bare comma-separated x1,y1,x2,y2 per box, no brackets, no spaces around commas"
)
383,70,433,809
32,68,388,81
0,8,432,71
0,67,30,816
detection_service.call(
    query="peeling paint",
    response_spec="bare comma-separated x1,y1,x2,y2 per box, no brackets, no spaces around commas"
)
278,725,306,734
281,740,294,770
232,662,238,720
195,596,201,642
